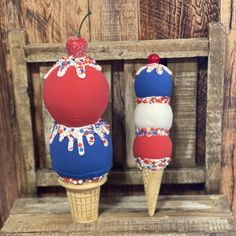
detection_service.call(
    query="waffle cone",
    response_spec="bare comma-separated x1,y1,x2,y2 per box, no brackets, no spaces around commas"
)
142,169,163,217
58,176,107,223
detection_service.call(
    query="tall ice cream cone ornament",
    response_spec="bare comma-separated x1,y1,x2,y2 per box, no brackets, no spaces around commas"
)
43,10,113,223
133,54,173,216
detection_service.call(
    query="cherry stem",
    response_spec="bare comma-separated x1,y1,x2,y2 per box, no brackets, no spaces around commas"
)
77,9,92,37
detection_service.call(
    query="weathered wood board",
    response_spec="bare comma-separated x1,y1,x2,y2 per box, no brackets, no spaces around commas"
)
168,59,197,167
1,195,235,235
36,167,205,186
25,39,209,62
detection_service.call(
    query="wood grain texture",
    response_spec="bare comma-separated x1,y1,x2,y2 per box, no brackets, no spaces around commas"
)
220,0,236,220
1,196,235,235
25,38,209,62
168,59,197,167
39,65,54,169
205,23,226,193
124,61,143,168
19,0,89,43
36,167,205,186
89,0,139,41
8,29,36,195
0,30,19,229
139,0,220,39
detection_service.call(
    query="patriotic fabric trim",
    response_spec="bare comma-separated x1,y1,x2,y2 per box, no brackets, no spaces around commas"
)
44,55,102,79
50,119,109,156
59,174,107,185
136,127,169,137
136,96,170,104
135,157,171,171
136,63,172,76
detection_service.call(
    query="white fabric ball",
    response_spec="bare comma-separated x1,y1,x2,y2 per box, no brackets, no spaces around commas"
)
134,103,173,129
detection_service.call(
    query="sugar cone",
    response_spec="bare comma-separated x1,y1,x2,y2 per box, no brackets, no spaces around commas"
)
142,168,163,217
58,176,107,223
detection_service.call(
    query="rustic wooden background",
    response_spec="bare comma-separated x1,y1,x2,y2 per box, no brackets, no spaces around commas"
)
0,0,235,228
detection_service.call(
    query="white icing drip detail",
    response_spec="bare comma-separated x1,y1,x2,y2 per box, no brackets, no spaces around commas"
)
136,63,172,76
44,55,102,79
49,119,110,156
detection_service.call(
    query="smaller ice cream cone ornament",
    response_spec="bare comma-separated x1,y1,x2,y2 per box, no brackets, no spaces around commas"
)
43,10,113,223
133,54,173,216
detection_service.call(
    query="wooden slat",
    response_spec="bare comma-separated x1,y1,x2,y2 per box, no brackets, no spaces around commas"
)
39,65,53,169
89,0,139,41
36,167,205,187
205,23,226,193
220,0,236,219
1,195,235,235
168,58,197,167
24,38,209,62
8,29,36,195
101,63,112,123
124,61,139,168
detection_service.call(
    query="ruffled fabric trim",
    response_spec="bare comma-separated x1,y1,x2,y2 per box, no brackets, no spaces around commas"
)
135,96,170,104
43,55,102,79
58,174,107,185
50,119,110,156
136,63,172,76
135,157,171,170
135,127,169,137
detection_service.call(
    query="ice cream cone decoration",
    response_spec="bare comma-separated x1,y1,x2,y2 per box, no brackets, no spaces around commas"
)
43,10,112,223
133,54,173,216
58,176,107,223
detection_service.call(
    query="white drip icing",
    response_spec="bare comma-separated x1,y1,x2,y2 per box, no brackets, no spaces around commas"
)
44,55,102,79
50,119,110,156
136,63,172,76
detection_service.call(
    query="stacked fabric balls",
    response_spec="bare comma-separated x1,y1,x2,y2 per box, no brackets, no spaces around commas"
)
43,54,113,183
133,54,173,170
133,53,173,217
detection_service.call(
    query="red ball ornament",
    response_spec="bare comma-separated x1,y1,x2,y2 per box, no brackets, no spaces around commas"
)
43,66,109,127
133,135,172,159
148,53,160,64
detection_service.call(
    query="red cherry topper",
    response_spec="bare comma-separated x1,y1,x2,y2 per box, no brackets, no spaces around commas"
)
148,53,160,64
66,9,92,58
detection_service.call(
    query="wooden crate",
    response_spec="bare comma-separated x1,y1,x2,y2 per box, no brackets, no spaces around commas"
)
2,23,236,234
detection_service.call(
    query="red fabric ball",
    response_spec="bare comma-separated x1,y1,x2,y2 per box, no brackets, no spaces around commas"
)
43,66,109,127
133,136,172,159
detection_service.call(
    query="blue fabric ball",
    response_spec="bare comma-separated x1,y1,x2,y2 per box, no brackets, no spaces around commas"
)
134,69,173,97
50,133,113,179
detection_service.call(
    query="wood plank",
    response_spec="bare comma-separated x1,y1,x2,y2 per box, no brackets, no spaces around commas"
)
8,29,36,195
39,65,53,169
24,38,209,62
124,61,140,168
89,0,139,41
139,0,220,39
101,63,112,124
0,28,19,228
220,0,236,220
168,59,197,167
36,167,205,186
205,23,226,193
19,0,90,43
1,196,235,234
